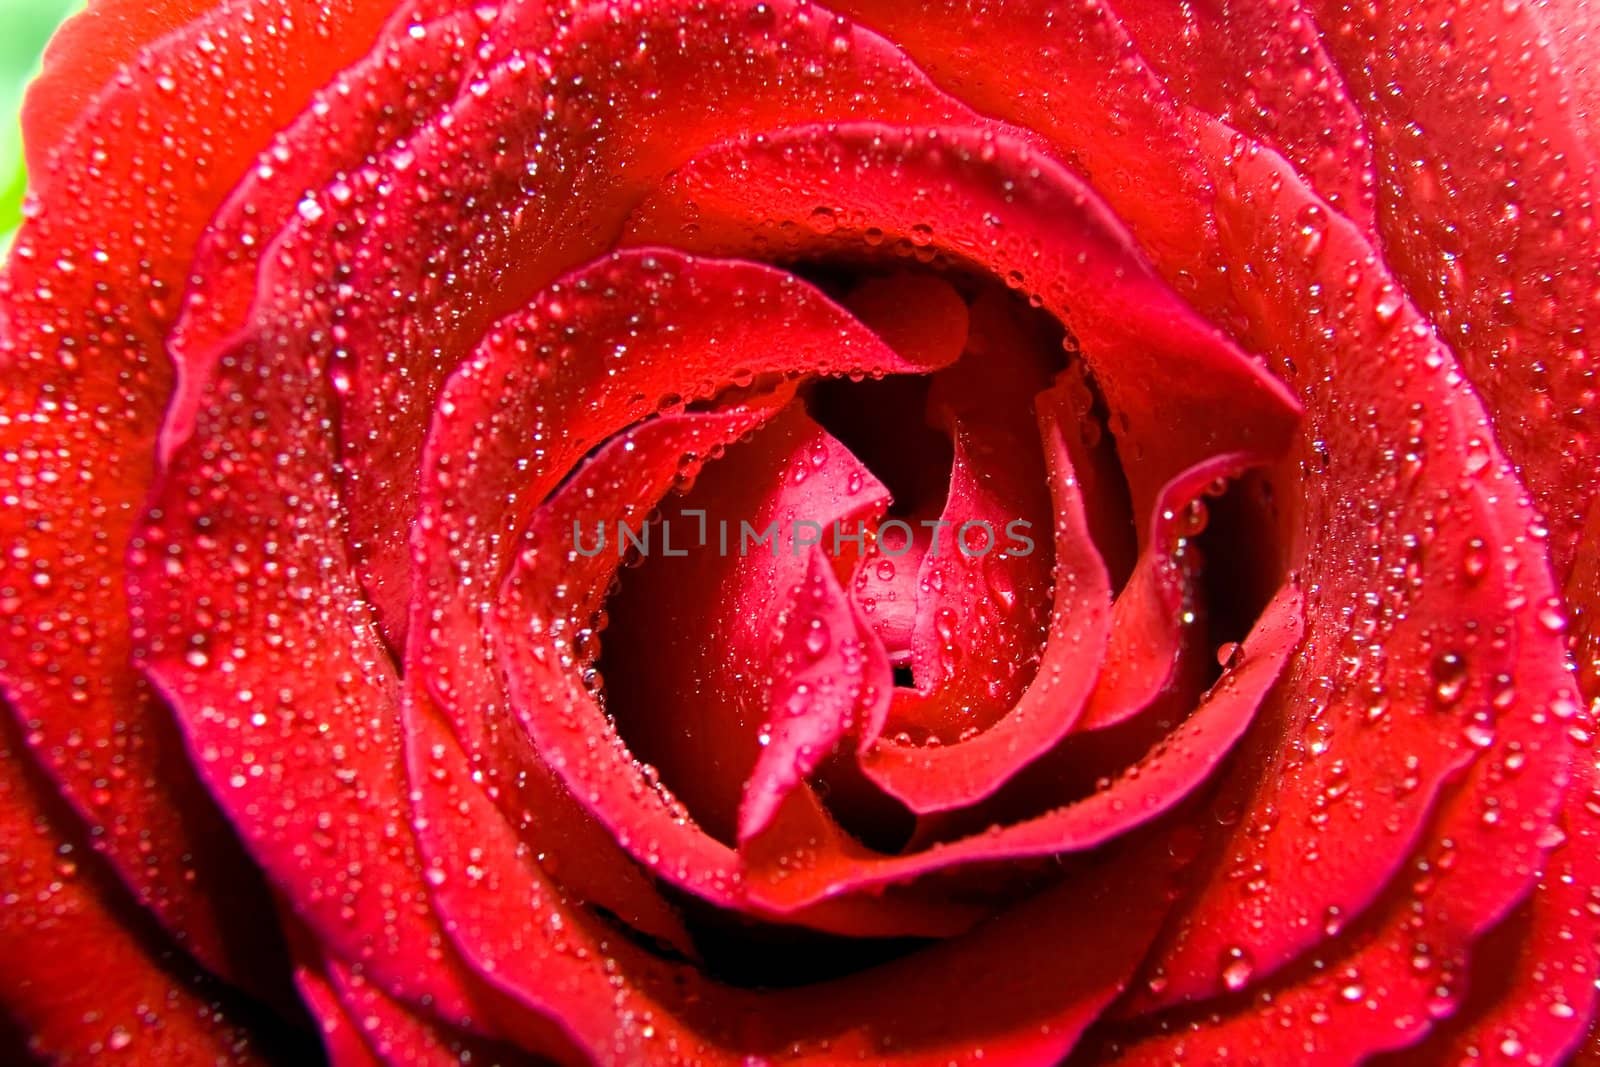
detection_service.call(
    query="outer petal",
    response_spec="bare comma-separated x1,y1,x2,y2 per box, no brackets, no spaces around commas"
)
0,0,429,983
161,4,484,469
1121,121,1582,1038
408,687,1189,1066
1115,0,1376,230
826,0,1223,306
254,0,979,625
21,0,212,177
1370,783,1599,1065
1310,0,1600,580
0,711,278,1066
127,325,488,1023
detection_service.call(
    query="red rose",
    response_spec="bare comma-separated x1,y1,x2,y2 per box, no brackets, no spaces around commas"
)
3,0,1597,1063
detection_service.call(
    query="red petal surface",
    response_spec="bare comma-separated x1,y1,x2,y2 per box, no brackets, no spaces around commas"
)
0,0,415,986
627,121,1302,521
1308,0,1600,581
408,690,1187,1065
127,325,487,1024
884,298,1059,743
9,0,1595,1061
20,0,213,177
1370,781,1598,1066
826,0,1222,307
246,0,976,628
162,4,483,464
1123,121,1582,1035
0,711,268,1065
491,407,974,937
742,581,1300,907
1115,0,1375,231
739,550,887,843
582,405,889,846
857,373,1112,811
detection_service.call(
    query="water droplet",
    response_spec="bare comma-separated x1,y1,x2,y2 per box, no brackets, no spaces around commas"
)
1536,600,1568,634
1221,947,1255,992
1374,286,1403,327
803,619,830,659
1294,203,1327,259
1431,651,1467,706
807,206,838,234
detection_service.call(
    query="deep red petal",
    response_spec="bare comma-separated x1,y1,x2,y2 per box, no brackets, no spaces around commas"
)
1115,0,1376,230
1309,0,1600,581
1368,775,1598,1066
410,689,1187,1066
744,582,1300,909
888,295,1059,743
826,0,1224,309
1122,118,1583,1032
740,550,888,843
0,712,270,1065
491,408,973,938
591,405,889,845
0,0,415,987
857,373,1113,811
248,0,976,628
127,329,488,1024
627,121,1302,523
296,950,540,1067
161,5,483,465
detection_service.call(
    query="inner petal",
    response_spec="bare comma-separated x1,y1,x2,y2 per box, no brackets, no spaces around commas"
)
599,404,890,846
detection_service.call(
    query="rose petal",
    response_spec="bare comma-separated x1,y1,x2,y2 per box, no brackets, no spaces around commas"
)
296,950,538,1067
590,405,889,846
856,373,1113,812
827,0,1223,307
401,697,662,1062
626,120,1303,524
295,963,382,1067
247,0,978,628
1070,451,1243,734
1115,0,1375,230
128,331,488,1024
21,0,212,177
0,0,415,986
1125,118,1584,1021
1309,0,1600,580
492,407,975,938
1366,775,1598,1066
886,294,1059,742
1094,631,1575,1062
740,550,888,843
162,4,483,464
0,711,272,1065
740,581,1300,909
410,249,958,765
409,688,1186,1065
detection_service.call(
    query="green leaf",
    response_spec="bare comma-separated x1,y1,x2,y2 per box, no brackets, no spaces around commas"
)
1,0,83,248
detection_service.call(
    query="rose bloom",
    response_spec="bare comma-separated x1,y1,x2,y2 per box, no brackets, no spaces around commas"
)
2,0,1599,1063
